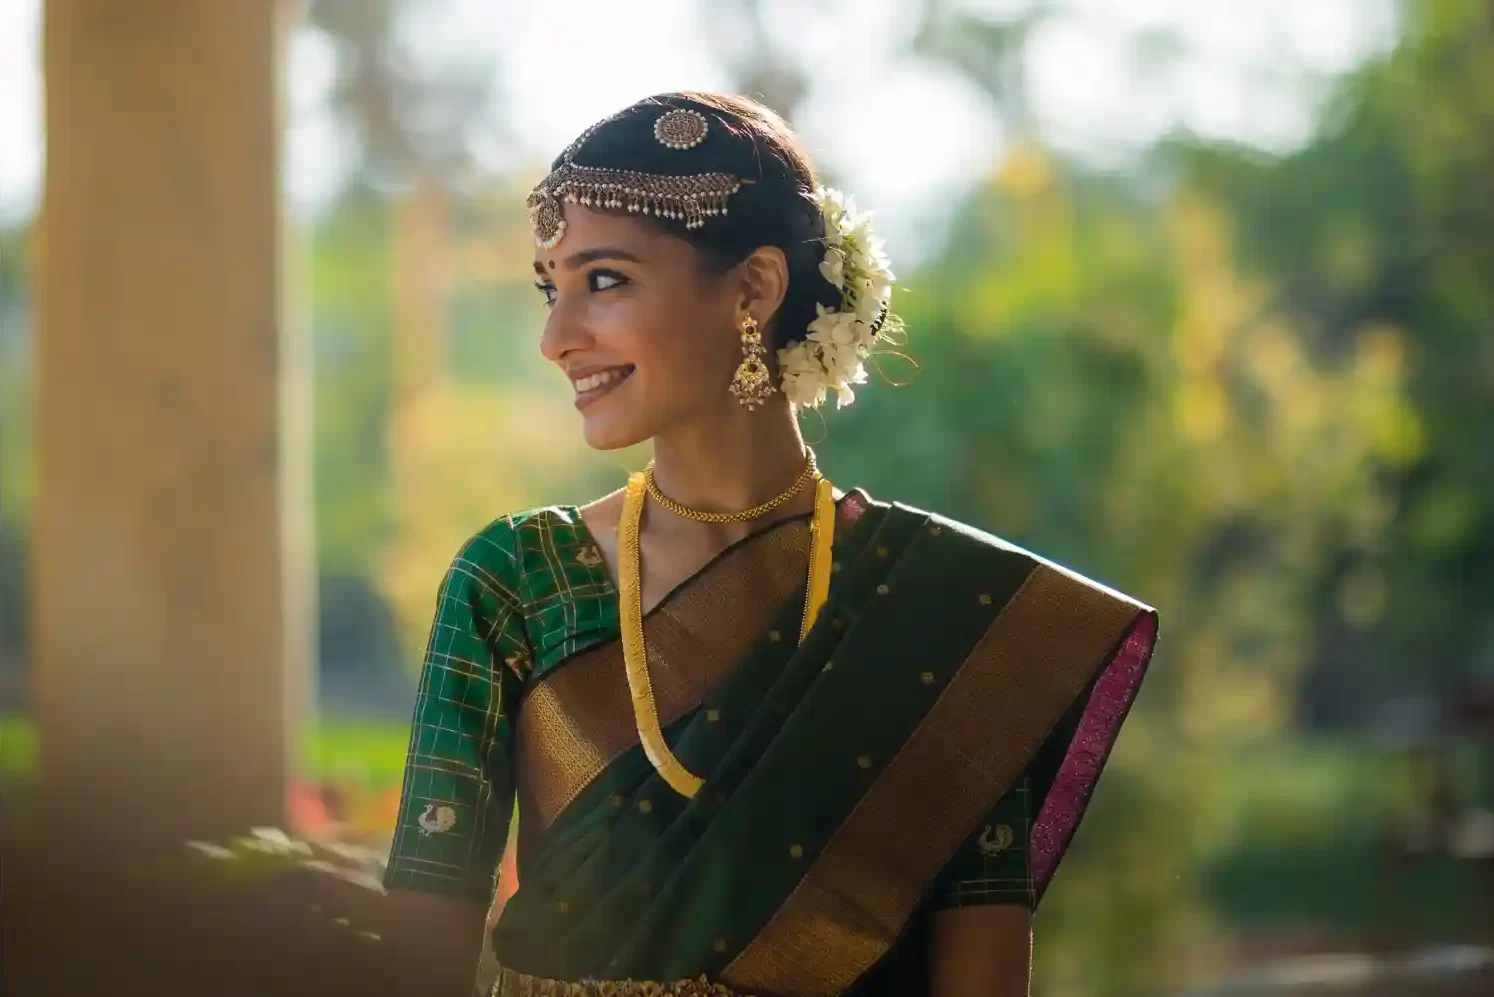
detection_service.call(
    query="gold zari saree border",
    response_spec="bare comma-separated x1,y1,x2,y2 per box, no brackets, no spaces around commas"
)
720,562,1147,996
516,521,812,830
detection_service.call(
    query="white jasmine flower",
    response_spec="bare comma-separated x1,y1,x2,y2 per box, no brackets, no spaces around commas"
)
807,304,861,347
780,366,827,408
777,187,904,410
819,247,847,289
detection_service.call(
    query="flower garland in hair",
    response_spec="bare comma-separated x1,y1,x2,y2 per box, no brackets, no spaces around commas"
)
778,187,903,409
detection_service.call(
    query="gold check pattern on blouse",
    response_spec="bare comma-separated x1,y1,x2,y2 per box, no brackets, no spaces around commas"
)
383,508,616,902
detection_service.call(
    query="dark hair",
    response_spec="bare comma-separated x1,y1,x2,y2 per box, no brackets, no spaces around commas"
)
557,92,840,348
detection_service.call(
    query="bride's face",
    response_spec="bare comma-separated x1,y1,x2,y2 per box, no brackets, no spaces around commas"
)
534,206,743,451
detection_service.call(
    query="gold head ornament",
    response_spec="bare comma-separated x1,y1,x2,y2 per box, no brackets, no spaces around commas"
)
528,104,748,249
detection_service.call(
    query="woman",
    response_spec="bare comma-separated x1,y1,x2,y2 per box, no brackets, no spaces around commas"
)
381,93,1158,997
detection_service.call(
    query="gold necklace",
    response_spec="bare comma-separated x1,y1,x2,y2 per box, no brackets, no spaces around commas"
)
643,450,818,524
618,469,837,799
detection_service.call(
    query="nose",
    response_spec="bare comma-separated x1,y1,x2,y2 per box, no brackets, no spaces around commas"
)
538,300,594,367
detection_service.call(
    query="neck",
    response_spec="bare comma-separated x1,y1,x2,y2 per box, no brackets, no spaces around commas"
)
648,401,810,526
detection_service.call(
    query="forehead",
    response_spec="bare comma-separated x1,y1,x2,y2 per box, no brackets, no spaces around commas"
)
533,205,685,268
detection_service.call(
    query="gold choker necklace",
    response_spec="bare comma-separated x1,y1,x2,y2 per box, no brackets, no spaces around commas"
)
643,451,818,524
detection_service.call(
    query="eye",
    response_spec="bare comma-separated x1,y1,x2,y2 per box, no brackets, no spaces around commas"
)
533,280,557,307
588,269,630,292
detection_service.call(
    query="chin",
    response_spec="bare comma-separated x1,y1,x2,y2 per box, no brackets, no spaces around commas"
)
579,414,650,452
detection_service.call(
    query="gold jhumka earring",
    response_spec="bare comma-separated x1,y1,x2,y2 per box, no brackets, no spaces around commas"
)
729,315,775,410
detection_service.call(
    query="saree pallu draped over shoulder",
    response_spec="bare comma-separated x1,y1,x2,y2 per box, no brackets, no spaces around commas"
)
494,495,1158,997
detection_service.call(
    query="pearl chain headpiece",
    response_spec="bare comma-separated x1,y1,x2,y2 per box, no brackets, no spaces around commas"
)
527,106,742,250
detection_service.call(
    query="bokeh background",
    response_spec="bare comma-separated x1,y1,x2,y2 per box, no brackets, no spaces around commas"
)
2,1,1493,994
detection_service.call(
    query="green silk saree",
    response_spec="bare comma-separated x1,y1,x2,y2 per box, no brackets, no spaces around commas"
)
385,491,1158,997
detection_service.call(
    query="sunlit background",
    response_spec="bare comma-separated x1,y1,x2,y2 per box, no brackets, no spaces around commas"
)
2,1,1492,994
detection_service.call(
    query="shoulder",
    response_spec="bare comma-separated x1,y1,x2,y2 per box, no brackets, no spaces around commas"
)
455,505,591,556
576,487,625,534
915,503,1156,616
858,491,1023,556
443,505,592,601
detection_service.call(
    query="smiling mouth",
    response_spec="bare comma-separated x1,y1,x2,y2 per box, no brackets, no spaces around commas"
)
571,365,635,407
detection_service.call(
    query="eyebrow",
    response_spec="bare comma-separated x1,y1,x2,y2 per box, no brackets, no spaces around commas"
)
533,246,644,276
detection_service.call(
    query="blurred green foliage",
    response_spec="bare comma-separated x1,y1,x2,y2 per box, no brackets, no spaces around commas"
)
2,1,1493,993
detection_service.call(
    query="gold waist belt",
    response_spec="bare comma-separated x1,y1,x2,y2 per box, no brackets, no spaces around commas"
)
492,966,751,997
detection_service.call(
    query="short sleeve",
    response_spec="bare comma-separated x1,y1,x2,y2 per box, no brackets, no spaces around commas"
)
929,687,1089,911
383,525,531,904
929,776,1038,909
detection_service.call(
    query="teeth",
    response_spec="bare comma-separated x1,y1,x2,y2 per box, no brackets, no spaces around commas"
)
574,368,627,393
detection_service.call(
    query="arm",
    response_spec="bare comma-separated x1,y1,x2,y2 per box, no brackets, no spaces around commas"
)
930,905,1033,997
927,680,1094,995
380,529,529,997
925,774,1040,997
382,889,491,997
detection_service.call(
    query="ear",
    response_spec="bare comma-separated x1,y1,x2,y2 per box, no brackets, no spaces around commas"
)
735,246,790,343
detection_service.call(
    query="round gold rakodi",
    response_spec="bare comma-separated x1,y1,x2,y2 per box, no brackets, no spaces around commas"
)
654,108,710,150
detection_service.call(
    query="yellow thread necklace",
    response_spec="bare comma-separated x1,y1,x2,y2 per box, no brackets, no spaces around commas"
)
618,457,836,799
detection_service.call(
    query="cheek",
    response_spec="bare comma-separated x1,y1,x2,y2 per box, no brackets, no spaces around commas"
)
656,309,739,392
572,293,650,357
612,288,734,382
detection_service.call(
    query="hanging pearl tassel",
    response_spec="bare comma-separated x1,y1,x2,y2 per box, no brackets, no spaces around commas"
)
526,117,745,247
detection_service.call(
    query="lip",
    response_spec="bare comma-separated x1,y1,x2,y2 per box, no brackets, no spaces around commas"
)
571,364,635,411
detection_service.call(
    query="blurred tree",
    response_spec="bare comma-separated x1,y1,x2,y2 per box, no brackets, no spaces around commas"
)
817,6,1494,988
703,0,814,121
305,0,505,193
0,223,33,699
306,0,539,665
1185,0,1494,717
910,0,1050,134
0,226,34,526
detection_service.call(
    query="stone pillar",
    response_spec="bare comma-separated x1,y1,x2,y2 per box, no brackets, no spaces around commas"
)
33,0,312,844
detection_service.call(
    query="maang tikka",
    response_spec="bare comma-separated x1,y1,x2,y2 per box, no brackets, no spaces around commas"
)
729,315,776,410
527,105,747,249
